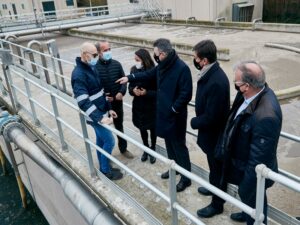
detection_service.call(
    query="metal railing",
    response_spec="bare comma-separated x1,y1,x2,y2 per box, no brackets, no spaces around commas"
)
0,39,299,225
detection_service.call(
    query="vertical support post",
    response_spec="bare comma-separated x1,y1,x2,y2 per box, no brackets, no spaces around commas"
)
50,94,68,151
0,145,7,175
15,45,24,65
3,139,27,208
23,75,40,125
39,46,51,85
50,55,60,89
168,164,178,225
255,164,266,225
28,51,38,75
79,113,96,177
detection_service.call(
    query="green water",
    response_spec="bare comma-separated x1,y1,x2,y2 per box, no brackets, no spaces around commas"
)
0,163,48,225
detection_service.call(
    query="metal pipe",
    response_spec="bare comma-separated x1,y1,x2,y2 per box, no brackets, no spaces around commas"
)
0,14,146,38
1,117,122,225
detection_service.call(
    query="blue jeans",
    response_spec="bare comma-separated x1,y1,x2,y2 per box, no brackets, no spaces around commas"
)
91,123,115,173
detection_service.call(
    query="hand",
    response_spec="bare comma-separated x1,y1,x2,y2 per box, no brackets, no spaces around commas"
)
133,87,141,96
116,76,129,84
139,88,147,96
109,110,118,118
105,93,114,102
100,116,113,125
115,92,123,101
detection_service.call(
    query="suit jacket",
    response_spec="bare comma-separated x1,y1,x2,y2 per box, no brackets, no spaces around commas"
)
190,62,230,154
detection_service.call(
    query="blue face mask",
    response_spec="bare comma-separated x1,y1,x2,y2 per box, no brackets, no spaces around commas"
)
88,56,98,66
102,51,112,61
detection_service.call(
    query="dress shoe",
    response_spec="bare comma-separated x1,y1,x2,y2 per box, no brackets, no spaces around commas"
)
149,155,156,164
111,167,120,172
122,150,134,159
197,204,223,218
198,187,213,196
141,152,148,162
161,170,179,179
103,170,123,180
230,212,246,222
176,180,191,192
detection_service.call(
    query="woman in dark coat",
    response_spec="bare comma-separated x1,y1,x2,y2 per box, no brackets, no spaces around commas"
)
129,49,157,163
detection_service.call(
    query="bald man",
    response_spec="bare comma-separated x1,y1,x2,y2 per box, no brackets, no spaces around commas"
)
215,61,282,224
71,42,123,180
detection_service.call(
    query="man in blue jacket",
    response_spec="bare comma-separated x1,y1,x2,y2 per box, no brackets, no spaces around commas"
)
117,38,193,192
219,61,282,224
71,42,123,180
190,40,230,218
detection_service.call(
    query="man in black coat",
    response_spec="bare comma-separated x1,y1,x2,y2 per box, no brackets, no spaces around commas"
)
117,38,193,192
95,40,134,159
190,40,230,218
218,61,282,224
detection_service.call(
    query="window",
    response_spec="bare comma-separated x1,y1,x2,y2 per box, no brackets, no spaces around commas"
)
2,4,8,10
66,0,74,6
21,4,25,10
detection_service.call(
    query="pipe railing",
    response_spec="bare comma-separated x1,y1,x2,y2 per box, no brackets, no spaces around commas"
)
1,39,300,225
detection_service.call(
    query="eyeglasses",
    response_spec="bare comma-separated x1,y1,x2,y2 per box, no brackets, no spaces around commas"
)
86,51,98,58
234,81,247,87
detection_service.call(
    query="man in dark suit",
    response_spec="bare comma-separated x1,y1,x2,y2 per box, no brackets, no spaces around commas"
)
117,38,193,192
190,40,230,218
219,61,282,224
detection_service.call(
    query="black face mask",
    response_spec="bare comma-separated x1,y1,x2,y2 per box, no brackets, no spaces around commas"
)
234,84,241,92
193,58,203,71
153,54,160,64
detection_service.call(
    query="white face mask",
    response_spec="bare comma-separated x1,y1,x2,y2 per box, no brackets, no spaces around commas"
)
135,61,143,69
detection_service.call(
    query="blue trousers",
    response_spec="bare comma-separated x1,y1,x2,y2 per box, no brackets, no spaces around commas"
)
91,123,115,173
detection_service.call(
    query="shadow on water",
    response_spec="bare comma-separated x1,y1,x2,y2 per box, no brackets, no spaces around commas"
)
0,163,48,225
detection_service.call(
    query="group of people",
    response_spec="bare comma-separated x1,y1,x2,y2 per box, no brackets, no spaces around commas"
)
72,38,282,225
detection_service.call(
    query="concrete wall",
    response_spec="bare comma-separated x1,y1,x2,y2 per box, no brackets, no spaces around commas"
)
158,0,263,21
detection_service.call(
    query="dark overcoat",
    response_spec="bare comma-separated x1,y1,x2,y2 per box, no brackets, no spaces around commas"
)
219,85,282,191
128,50,192,138
190,62,230,154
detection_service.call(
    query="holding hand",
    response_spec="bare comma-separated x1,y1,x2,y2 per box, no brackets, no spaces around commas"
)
105,93,114,102
133,86,141,96
109,110,118,118
139,87,147,96
115,92,123,101
100,116,113,125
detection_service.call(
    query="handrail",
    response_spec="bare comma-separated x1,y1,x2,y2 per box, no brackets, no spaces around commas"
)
1,39,300,225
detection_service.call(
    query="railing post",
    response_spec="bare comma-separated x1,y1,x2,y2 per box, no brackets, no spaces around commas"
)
50,94,68,151
168,161,178,225
79,113,96,177
255,164,266,225
0,49,18,113
23,70,40,126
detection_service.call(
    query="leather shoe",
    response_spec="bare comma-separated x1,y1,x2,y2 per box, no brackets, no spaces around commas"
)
176,180,191,192
122,150,134,159
103,170,123,180
161,170,179,179
197,204,223,218
230,212,246,222
141,152,148,162
149,155,156,164
111,167,120,172
198,187,212,196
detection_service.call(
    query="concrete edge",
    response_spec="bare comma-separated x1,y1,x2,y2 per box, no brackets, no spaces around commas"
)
265,43,300,54
67,28,230,61
142,19,300,33
275,85,300,101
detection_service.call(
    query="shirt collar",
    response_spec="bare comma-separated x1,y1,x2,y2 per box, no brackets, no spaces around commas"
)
244,86,265,105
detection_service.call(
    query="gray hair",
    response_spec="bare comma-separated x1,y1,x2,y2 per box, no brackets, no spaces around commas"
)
234,60,266,89
153,38,173,54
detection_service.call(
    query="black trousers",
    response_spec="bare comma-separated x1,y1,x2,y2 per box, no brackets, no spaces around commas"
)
111,100,127,153
140,128,156,149
165,135,191,183
206,152,226,210
239,186,268,225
